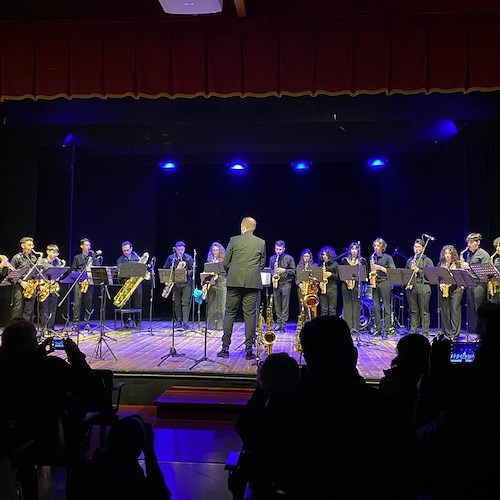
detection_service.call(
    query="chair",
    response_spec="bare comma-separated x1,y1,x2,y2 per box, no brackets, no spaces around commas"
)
85,369,125,448
114,308,142,330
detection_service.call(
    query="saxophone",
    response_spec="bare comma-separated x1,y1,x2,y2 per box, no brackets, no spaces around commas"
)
406,253,418,291
346,257,356,290
303,278,319,320
263,294,276,356
255,303,265,362
38,258,66,303
23,251,44,299
369,252,377,289
488,250,499,297
320,262,327,294
294,304,306,353
113,252,150,308
79,255,93,293
272,256,280,289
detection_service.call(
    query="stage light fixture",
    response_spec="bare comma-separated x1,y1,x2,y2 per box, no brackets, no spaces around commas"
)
367,157,387,169
62,132,74,147
291,161,310,172
228,162,246,172
157,0,222,15
159,161,177,170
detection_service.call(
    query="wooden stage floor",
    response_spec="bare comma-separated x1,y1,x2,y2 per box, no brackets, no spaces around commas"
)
50,320,477,383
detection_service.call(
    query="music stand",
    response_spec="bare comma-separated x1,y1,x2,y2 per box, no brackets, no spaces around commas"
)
296,267,323,284
158,268,195,365
89,266,118,361
0,268,27,287
117,261,147,329
450,269,477,340
424,267,455,335
386,268,413,335
469,262,500,282
189,271,229,370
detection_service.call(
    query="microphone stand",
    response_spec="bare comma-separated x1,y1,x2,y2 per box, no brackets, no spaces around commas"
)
146,256,157,335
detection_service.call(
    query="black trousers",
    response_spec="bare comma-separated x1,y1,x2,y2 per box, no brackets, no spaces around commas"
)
405,283,431,334
465,283,487,333
222,287,260,352
341,283,361,330
73,285,94,325
274,281,292,326
172,282,192,323
372,279,392,332
440,285,463,339
319,283,338,317
11,283,35,321
42,293,59,329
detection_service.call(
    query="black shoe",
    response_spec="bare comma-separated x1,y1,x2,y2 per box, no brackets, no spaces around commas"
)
245,352,256,360
273,324,280,331
217,349,229,358
182,323,190,330
174,322,183,329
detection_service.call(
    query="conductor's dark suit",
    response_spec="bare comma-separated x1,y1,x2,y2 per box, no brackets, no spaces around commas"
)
221,231,266,352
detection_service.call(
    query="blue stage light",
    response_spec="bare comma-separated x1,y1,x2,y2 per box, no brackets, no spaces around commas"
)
159,161,177,170
228,163,246,171
367,157,387,169
62,132,74,147
291,161,310,171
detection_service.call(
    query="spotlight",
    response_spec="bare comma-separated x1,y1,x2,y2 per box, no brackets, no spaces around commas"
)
291,161,310,172
159,161,177,170
228,163,246,172
62,132,74,148
367,157,387,169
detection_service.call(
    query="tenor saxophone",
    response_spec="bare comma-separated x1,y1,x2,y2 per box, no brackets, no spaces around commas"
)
488,250,499,297
38,258,66,303
294,304,306,353
369,252,377,289
255,304,265,362
113,252,150,308
320,262,328,294
23,250,44,299
264,294,276,356
272,257,280,289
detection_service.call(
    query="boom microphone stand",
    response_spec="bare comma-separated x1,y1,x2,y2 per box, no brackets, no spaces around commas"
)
145,256,160,335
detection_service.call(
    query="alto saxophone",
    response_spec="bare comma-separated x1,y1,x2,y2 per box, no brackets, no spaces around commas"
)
38,258,66,303
346,257,356,290
23,250,44,299
113,252,150,308
264,294,276,356
320,262,327,294
369,252,377,289
272,257,280,289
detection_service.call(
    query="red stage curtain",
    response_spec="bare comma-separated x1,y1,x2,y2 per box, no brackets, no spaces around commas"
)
1,14,500,101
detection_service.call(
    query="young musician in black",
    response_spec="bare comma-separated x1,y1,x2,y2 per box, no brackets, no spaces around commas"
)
116,240,143,310
318,245,339,317
40,244,65,333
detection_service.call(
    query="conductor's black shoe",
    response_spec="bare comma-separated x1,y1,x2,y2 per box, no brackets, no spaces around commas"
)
245,352,256,360
217,349,229,358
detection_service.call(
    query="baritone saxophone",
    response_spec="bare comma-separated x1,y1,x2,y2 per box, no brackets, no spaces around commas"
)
264,294,276,356
488,250,499,297
113,252,150,308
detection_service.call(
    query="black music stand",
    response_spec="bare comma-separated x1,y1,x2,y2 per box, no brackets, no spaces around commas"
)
158,268,195,364
338,265,368,342
145,257,159,335
88,266,118,361
203,261,226,331
450,269,477,340
117,261,147,329
386,268,413,335
424,267,455,335
39,266,70,332
470,262,500,283
261,267,272,312
190,271,229,370
0,268,27,287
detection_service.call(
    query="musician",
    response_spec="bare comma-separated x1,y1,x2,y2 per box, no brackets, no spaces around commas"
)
404,238,434,336
116,241,143,310
317,246,338,317
39,244,65,333
295,249,317,304
461,232,490,333
370,238,395,338
340,242,368,332
10,236,38,321
71,238,101,331
438,245,463,340
163,241,194,330
269,240,296,332
491,237,500,304
217,217,266,360
204,242,227,330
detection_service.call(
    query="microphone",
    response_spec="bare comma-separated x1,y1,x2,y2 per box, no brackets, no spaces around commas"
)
90,250,103,256
422,234,436,241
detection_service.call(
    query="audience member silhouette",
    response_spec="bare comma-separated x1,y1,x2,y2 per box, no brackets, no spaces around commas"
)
0,318,106,500
249,316,394,499
414,302,500,499
82,414,171,500
379,333,431,498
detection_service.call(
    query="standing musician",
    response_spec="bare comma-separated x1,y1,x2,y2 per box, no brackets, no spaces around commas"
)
269,240,296,333
163,241,194,330
71,238,102,331
370,238,395,338
116,241,143,310
340,242,367,332
460,232,490,333
295,249,317,305
204,242,227,330
438,245,463,340
490,236,500,304
404,238,434,336
10,236,39,321
39,244,65,334
317,246,338,317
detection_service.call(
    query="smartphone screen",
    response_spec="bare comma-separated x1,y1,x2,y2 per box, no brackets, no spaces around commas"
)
449,342,479,364
51,337,65,350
